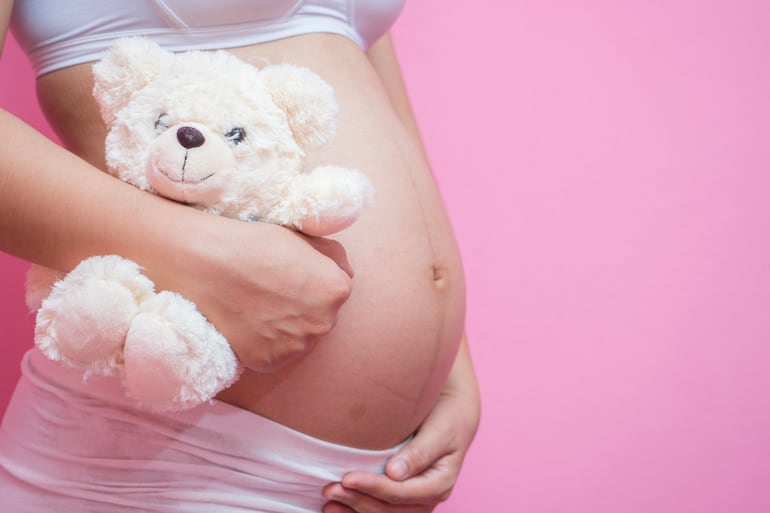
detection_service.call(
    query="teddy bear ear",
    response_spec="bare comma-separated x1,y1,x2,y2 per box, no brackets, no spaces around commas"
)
259,64,340,149
92,37,173,125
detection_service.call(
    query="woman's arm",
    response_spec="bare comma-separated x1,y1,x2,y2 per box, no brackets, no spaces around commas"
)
365,34,427,158
0,106,352,369
0,1,11,52
322,34,482,513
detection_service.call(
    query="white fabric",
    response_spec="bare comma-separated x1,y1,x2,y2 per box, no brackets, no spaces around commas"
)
10,0,405,76
0,349,407,512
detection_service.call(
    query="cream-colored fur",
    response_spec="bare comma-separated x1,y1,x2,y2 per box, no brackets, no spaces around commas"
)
25,38,373,412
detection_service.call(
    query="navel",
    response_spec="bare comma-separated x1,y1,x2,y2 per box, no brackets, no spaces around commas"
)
432,265,448,287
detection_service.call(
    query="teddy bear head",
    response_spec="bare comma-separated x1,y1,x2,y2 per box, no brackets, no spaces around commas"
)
92,37,343,223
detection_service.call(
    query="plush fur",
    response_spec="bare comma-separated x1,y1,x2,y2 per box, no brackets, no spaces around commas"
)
25,38,373,411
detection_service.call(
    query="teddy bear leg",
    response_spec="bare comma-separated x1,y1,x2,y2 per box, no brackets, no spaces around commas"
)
123,291,242,411
34,256,155,376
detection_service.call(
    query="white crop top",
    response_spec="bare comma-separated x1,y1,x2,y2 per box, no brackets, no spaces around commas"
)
10,0,405,76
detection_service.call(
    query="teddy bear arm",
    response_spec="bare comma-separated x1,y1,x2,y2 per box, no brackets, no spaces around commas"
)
275,165,374,236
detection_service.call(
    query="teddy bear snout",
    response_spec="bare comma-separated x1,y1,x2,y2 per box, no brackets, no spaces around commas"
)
177,126,206,149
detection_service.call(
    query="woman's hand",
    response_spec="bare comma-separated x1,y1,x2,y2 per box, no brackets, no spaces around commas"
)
322,338,481,512
153,213,354,372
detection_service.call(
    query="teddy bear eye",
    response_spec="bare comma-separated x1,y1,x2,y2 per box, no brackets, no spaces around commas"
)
224,127,246,145
154,113,169,131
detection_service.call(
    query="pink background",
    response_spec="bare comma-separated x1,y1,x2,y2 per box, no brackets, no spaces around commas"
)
2,1,770,511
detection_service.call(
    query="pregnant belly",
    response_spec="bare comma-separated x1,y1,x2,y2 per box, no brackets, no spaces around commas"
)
212,37,467,450
215,89,467,448
216,162,467,449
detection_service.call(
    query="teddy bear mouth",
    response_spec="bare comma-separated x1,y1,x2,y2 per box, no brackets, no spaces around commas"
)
158,168,215,184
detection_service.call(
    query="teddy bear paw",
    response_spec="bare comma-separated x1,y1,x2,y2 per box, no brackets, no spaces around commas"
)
287,165,375,236
34,255,155,376
122,291,242,411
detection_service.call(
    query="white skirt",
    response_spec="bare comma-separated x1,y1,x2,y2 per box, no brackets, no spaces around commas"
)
0,349,406,513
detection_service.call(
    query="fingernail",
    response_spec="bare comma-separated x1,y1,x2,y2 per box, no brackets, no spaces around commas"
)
389,458,408,480
322,483,340,499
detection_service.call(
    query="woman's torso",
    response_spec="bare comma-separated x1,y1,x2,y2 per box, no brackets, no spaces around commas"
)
18,2,466,450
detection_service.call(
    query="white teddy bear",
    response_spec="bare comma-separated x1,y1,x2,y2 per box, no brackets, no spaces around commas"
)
26,37,373,412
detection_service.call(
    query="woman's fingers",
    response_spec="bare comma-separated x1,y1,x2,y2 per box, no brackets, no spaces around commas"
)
323,482,437,513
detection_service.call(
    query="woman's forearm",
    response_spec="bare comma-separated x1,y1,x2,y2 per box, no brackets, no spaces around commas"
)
444,335,481,434
0,108,199,272
0,108,353,371
0,2,11,51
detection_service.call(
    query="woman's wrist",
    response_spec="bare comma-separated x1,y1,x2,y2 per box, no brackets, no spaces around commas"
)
439,336,481,438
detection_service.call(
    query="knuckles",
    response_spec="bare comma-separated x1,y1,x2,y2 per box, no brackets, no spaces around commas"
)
237,337,308,372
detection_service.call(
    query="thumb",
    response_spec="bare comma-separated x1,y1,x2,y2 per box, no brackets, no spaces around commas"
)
302,234,354,278
385,431,446,481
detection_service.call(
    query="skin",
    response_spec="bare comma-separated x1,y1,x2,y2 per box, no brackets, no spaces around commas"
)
0,1,480,510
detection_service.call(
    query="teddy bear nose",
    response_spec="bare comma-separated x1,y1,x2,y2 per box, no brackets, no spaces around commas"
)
177,126,205,149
